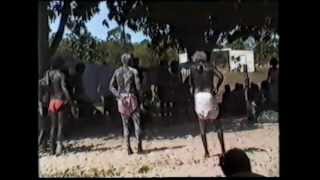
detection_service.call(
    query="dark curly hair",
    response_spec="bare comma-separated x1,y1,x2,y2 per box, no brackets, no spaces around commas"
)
220,148,252,176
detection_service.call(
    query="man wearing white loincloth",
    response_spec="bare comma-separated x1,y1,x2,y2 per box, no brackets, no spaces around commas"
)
189,51,225,158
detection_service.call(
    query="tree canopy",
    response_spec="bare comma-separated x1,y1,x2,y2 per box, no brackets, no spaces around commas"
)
106,0,278,54
39,0,278,75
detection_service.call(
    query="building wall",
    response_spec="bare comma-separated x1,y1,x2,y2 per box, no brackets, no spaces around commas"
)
229,50,255,72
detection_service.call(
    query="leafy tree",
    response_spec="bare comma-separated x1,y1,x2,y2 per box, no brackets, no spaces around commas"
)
39,0,101,75
107,26,131,44
133,43,157,68
227,38,246,50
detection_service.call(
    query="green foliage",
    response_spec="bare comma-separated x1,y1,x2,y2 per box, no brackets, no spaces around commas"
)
55,31,108,65
226,35,279,65
254,39,279,65
106,26,131,44
133,43,157,68
227,38,246,50
54,26,178,68
104,42,134,67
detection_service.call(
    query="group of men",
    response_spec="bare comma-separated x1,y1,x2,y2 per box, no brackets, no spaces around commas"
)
38,50,226,157
39,50,278,160
108,51,226,156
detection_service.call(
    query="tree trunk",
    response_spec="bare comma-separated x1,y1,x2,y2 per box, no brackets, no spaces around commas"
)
49,1,70,58
38,1,49,77
121,24,126,48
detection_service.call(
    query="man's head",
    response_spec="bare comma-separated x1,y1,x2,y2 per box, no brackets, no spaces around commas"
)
270,57,278,68
220,148,252,177
132,57,140,68
160,59,168,67
192,51,207,63
225,84,231,93
121,53,132,66
75,63,86,74
170,60,179,74
235,83,242,91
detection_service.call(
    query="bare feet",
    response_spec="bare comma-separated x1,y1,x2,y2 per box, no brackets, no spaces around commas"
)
55,142,63,156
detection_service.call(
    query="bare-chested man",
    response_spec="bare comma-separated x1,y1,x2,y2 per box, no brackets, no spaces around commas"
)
39,56,72,155
109,53,143,155
189,51,225,158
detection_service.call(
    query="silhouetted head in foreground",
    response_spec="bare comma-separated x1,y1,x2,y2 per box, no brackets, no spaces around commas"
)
234,83,242,91
220,148,264,177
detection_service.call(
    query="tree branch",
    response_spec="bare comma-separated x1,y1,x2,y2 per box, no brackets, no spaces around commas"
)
49,1,71,58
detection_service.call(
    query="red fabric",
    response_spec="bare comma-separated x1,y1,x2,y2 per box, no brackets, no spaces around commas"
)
48,99,65,113
117,94,138,118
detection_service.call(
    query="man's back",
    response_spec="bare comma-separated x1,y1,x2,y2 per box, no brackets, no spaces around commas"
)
113,66,139,94
40,69,69,100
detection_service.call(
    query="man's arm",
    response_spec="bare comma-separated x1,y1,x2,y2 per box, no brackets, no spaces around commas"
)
133,69,141,92
213,66,224,93
189,69,194,95
109,70,119,98
39,70,49,87
38,100,43,116
133,68,143,101
60,73,71,101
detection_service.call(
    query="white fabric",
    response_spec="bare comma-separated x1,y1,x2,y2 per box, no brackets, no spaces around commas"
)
194,92,219,120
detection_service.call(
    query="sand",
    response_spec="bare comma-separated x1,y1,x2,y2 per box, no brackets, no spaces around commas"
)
39,117,279,177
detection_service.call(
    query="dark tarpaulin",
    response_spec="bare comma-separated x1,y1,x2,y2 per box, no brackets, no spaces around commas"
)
82,64,115,103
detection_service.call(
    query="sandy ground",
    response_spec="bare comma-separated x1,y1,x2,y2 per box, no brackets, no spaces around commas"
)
39,116,279,177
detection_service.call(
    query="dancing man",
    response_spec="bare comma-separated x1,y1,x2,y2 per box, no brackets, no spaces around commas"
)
189,51,225,158
39,56,72,155
109,53,144,155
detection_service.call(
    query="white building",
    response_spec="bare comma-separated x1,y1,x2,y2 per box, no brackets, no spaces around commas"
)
212,48,255,72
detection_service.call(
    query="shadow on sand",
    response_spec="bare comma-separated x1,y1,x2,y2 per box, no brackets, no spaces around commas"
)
64,144,122,154
62,115,269,143
141,145,186,154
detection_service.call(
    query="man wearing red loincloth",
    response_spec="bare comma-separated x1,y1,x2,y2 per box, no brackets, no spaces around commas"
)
39,56,72,155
